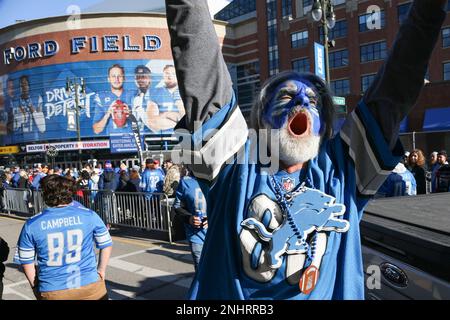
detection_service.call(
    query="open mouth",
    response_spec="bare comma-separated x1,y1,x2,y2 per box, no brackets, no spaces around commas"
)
288,112,309,137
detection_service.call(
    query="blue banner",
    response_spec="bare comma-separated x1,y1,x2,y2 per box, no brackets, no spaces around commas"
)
314,42,326,81
0,59,185,146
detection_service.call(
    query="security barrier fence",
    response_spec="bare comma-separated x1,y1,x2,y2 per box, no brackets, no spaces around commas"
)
1,188,174,243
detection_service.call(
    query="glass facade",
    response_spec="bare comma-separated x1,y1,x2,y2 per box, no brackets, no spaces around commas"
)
444,63,450,81
282,0,293,18
398,2,412,24
291,31,309,49
443,28,450,48
267,0,279,76
214,0,256,21
236,61,260,114
319,20,348,42
360,41,387,63
361,74,377,93
329,49,349,69
331,79,351,96
292,57,310,73
359,11,385,32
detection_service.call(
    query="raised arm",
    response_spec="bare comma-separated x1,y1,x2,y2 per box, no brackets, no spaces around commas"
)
165,0,233,132
364,0,447,149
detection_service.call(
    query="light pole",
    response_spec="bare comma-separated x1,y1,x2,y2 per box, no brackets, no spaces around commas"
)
65,77,86,169
311,0,336,84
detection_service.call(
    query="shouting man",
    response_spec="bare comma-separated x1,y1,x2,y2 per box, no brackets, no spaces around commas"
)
165,0,447,299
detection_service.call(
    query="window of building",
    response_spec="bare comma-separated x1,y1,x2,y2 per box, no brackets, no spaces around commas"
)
443,28,450,48
329,49,349,69
360,41,387,63
292,57,310,73
302,0,312,15
361,74,377,93
319,20,347,42
214,0,256,21
266,0,277,20
444,63,450,81
282,0,292,18
398,2,412,24
359,10,385,32
331,79,350,96
291,30,309,48
236,61,260,113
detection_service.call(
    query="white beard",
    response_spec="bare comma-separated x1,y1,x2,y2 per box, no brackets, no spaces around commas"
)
268,125,321,167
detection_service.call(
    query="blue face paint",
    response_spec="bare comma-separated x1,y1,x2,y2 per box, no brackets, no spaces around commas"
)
263,79,322,136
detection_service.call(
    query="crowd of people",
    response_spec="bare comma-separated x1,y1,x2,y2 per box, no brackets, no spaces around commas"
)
377,149,450,197
0,158,184,198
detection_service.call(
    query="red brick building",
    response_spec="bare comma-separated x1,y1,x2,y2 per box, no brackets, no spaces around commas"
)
217,0,450,156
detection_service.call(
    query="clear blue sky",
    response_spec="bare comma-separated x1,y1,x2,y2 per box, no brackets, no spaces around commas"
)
0,0,232,29
0,0,104,29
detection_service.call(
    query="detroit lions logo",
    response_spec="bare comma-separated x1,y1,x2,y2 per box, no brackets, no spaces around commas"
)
239,188,349,285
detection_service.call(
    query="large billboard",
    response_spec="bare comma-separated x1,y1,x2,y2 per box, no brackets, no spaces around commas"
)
0,58,184,146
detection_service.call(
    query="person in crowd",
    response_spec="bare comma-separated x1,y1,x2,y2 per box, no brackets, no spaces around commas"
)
128,166,141,192
376,162,417,197
164,0,446,300
75,170,91,206
30,164,47,191
403,151,411,169
429,151,438,169
140,159,165,195
17,169,30,189
14,175,112,300
173,169,207,272
98,161,118,191
0,236,9,300
163,159,181,198
12,166,20,188
407,149,427,194
435,150,450,192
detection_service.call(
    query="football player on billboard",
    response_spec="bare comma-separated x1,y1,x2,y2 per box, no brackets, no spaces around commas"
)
147,64,186,133
92,64,132,136
165,0,447,300
14,75,46,143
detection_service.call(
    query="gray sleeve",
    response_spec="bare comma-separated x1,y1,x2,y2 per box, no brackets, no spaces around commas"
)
363,0,447,149
165,0,233,132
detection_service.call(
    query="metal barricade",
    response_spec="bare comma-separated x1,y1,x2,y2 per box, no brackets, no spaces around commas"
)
2,188,33,216
1,188,174,243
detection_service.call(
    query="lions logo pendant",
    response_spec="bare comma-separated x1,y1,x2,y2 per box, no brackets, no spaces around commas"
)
240,188,350,294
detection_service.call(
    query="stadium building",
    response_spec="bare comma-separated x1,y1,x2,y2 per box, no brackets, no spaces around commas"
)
0,10,231,168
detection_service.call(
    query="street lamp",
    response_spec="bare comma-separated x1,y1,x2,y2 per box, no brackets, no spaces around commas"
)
65,77,86,169
311,0,336,83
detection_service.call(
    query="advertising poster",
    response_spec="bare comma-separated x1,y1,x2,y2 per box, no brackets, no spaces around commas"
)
0,59,185,148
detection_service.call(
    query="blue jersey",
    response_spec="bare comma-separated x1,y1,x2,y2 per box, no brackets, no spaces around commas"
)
15,203,112,292
31,172,46,191
14,95,46,143
151,86,181,113
140,169,165,193
174,176,207,244
183,97,403,300
93,91,132,136
377,164,417,197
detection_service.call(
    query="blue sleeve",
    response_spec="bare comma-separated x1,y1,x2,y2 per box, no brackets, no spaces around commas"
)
16,223,35,265
173,180,185,209
98,174,104,190
92,212,113,249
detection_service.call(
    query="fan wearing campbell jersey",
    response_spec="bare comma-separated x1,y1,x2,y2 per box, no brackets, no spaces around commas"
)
92,64,132,136
15,175,113,300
